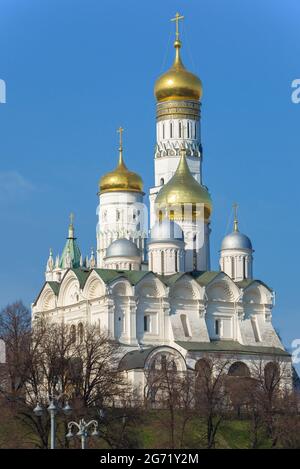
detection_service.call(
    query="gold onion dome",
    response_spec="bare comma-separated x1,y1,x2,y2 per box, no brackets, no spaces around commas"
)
99,128,143,194
154,14,202,103
155,151,212,221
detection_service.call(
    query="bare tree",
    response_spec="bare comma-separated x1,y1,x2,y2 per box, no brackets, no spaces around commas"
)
194,355,231,448
145,354,194,449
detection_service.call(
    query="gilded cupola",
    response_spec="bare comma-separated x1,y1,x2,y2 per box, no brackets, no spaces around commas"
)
154,13,202,103
99,127,143,194
155,150,212,221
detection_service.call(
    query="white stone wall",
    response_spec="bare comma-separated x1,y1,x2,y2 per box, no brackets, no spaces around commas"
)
97,191,146,267
220,248,253,281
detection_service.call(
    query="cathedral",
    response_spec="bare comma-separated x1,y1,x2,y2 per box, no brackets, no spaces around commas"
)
32,14,292,390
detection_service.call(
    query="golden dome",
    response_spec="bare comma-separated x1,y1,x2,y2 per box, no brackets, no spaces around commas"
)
154,39,202,102
155,151,212,221
99,133,143,194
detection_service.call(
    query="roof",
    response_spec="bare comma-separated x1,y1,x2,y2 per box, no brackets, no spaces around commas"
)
118,347,156,371
236,279,273,292
176,340,290,357
33,268,273,305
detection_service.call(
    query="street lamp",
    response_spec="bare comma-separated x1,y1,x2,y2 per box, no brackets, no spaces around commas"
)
33,397,72,449
66,418,99,449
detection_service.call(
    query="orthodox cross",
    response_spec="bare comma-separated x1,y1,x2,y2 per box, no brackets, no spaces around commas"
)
233,203,238,231
171,12,184,41
117,126,124,149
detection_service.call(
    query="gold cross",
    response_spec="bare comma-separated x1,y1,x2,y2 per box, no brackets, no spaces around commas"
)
70,212,74,225
117,126,124,149
171,12,184,40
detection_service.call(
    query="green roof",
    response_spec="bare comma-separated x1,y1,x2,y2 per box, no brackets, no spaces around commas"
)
236,279,273,292
118,347,156,371
59,233,81,269
47,281,60,295
176,340,290,357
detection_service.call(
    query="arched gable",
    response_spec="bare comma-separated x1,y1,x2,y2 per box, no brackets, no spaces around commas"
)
57,270,81,307
170,274,203,301
110,277,133,297
243,282,273,306
206,273,239,303
145,346,186,372
36,284,57,311
83,270,106,300
135,273,167,298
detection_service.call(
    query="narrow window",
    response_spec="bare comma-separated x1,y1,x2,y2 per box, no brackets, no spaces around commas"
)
242,257,246,279
162,123,165,139
179,122,182,138
181,314,191,338
160,177,164,186
187,122,190,138
175,251,178,272
215,319,221,337
251,317,260,342
231,257,235,278
161,251,165,274
170,122,173,138
78,323,84,343
144,314,150,332
194,123,197,139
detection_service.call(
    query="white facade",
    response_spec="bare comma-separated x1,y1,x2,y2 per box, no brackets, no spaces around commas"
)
97,190,146,267
32,22,293,394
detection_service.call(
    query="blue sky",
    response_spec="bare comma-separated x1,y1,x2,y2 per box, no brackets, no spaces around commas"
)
0,0,299,359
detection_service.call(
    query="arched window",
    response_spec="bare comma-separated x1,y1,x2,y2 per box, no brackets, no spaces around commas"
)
160,177,164,186
77,323,84,344
228,362,250,378
180,314,191,338
70,324,76,344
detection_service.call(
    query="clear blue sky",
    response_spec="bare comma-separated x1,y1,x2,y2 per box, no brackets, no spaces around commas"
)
0,0,299,358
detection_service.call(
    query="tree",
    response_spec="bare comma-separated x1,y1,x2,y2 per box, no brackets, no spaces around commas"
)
194,355,230,448
145,353,194,449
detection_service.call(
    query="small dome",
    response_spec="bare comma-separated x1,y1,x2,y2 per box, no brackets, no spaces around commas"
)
106,238,140,258
150,220,183,242
154,40,202,102
221,231,252,251
99,150,143,194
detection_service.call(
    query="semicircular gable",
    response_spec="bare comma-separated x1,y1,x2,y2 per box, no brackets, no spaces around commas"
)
170,275,203,300
83,271,106,300
37,285,57,311
243,282,273,305
145,346,186,372
206,276,239,302
110,278,133,297
57,270,81,307
135,273,166,298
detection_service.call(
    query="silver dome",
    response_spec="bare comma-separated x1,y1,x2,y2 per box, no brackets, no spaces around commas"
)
150,220,183,242
106,238,140,258
221,230,252,250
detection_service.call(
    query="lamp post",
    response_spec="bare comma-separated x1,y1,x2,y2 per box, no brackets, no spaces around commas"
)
33,398,72,449
66,418,99,449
